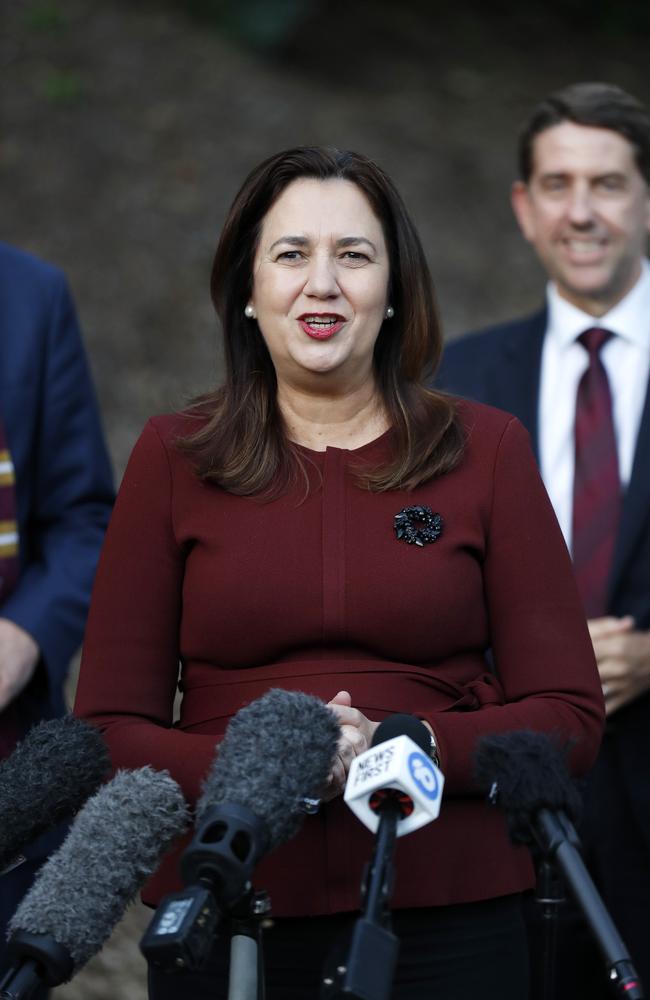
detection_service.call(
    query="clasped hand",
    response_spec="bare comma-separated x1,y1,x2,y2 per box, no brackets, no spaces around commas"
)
322,690,380,801
589,616,650,716
0,617,40,711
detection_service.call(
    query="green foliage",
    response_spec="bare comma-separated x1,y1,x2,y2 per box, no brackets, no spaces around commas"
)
42,70,84,105
176,0,319,49
23,1,66,32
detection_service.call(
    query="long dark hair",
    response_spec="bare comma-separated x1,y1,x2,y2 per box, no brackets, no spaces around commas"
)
181,146,463,495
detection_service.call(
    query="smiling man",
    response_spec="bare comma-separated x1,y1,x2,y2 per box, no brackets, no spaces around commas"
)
439,83,650,999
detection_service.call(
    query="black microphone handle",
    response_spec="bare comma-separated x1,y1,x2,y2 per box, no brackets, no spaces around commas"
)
0,958,41,1000
0,930,75,999
363,800,400,926
536,809,644,1000
322,798,401,1000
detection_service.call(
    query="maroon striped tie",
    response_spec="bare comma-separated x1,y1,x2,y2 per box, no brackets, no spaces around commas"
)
572,328,620,617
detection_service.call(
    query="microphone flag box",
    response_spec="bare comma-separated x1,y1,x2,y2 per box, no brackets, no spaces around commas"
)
344,734,444,837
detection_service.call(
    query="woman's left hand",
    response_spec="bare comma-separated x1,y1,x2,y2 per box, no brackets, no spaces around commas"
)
322,690,380,800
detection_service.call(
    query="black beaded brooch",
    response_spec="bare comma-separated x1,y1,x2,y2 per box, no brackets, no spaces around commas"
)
394,505,443,547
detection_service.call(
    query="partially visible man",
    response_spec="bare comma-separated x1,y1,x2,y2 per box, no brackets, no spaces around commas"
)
0,242,114,965
439,83,650,998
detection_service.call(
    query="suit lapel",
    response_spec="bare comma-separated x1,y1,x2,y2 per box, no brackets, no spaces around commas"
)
609,372,650,599
490,309,547,462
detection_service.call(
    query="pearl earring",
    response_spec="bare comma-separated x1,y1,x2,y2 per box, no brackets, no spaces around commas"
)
244,304,256,319
385,306,394,319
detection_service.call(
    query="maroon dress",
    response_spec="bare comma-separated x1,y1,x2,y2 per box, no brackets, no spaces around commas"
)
74,399,604,916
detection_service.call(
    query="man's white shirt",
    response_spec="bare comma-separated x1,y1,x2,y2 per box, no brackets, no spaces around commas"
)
538,259,650,554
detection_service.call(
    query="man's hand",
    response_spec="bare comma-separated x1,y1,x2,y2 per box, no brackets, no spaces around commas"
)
588,616,650,716
0,618,40,711
322,690,380,801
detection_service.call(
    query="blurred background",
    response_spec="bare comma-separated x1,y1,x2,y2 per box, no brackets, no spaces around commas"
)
2,0,649,995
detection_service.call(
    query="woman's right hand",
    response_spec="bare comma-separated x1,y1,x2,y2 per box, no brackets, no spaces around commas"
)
322,690,379,801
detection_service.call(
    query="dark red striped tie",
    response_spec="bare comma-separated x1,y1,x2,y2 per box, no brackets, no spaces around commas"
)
572,328,620,618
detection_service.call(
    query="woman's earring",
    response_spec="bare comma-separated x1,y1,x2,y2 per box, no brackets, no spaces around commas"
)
385,306,394,319
244,304,256,319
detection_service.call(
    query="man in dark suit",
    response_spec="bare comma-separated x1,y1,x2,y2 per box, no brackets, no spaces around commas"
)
439,82,650,998
0,242,114,965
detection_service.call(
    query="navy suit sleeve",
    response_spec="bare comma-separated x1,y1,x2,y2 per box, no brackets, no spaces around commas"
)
1,262,114,703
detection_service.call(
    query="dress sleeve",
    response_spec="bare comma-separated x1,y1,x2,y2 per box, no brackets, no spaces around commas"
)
74,419,217,805
425,416,605,794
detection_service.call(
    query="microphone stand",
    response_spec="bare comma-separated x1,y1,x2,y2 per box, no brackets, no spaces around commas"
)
533,808,644,1000
534,859,564,1000
226,891,270,1000
321,797,401,1000
141,883,270,1000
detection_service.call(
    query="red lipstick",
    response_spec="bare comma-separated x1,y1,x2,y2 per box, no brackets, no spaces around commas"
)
298,313,346,340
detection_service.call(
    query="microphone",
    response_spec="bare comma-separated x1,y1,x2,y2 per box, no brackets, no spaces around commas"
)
141,688,340,973
474,731,644,1000
0,715,110,875
344,714,444,836
1,766,189,999
324,716,444,1000
473,729,583,847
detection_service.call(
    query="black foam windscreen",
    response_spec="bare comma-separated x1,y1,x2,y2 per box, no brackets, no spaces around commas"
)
474,730,582,844
371,713,432,756
0,715,110,872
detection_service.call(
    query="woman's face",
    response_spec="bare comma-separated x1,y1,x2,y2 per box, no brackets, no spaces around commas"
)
249,177,391,386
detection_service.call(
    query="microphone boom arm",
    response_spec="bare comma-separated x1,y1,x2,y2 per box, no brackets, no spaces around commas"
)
534,808,644,1000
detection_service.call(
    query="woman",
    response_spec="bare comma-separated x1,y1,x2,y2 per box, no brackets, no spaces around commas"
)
75,147,604,999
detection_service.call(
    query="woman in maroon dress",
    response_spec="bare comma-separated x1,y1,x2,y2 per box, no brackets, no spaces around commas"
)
75,147,604,999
